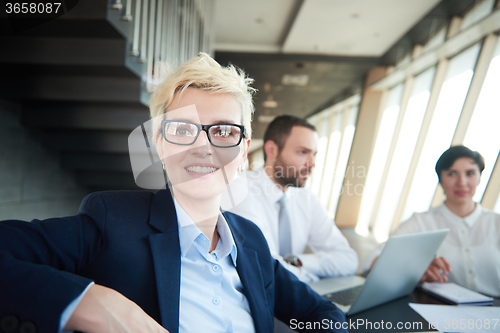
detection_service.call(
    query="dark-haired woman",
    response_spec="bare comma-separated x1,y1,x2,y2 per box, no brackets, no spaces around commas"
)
391,145,500,297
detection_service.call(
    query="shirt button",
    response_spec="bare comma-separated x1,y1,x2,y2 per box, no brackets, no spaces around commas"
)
213,265,220,272
469,269,473,274
213,297,220,305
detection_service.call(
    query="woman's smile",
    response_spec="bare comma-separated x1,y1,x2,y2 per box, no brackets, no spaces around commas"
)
185,165,219,174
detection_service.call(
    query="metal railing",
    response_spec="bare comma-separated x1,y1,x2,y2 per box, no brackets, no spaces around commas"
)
107,0,215,93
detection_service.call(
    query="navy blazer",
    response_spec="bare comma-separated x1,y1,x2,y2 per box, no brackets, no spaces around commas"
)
0,190,346,333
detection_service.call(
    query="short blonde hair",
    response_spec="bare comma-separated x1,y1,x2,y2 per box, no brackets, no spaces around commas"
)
150,53,256,141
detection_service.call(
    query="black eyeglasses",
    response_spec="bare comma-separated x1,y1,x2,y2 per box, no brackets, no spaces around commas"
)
161,120,246,148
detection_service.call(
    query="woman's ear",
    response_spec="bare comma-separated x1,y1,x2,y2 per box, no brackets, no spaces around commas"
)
242,138,251,159
238,138,251,168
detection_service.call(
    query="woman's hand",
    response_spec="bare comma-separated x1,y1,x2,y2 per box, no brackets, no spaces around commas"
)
420,257,451,283
65,284,169,333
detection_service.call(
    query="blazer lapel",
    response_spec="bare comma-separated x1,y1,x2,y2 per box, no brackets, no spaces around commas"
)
226,213,273,333
147,193,273,333
148,189,181,333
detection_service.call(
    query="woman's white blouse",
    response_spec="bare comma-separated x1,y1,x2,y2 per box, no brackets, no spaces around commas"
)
393,203,500,297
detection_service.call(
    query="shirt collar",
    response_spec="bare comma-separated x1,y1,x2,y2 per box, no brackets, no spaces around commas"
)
257,167,287,204
174,199,237,266
439,202,483,228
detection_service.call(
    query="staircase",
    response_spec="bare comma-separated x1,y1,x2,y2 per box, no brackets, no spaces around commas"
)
0,0,214,192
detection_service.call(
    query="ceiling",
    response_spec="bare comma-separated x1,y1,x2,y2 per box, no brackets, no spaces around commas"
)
212,0,472,148
214,0,441,56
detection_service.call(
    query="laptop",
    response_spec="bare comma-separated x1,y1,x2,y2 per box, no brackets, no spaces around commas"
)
308,229,449,315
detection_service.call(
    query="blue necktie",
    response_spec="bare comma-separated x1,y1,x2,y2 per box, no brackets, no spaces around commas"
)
278,195,292,256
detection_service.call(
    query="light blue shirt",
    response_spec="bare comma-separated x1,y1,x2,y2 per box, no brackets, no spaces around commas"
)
174,200,255,333
59,282,94,332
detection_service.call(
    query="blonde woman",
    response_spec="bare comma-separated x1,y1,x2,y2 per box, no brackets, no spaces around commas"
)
0,54,347,332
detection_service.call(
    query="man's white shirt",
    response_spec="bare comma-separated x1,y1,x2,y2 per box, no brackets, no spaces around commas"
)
221,168,358,283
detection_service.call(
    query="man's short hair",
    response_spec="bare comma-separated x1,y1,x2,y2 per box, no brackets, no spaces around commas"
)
263,115,316,161
435,145,485,181
150,53,256,141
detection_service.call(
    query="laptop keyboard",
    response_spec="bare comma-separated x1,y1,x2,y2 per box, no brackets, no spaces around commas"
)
323,285,363,306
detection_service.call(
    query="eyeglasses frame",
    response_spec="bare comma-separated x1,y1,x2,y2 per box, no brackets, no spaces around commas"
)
161,120,246,148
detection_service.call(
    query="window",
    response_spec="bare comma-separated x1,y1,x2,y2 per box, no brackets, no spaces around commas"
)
396,52,411,69
355,84,404,236
328,104,358,217
494,186,500,214
317,112,341,206
462,37,500,202
371,67,436,240
401,43,481,222
460,0,495,31
423,25,446,53
306,95,360,218
310,115,330,195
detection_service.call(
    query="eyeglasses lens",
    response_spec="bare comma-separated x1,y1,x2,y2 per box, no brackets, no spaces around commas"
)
208,125,242,147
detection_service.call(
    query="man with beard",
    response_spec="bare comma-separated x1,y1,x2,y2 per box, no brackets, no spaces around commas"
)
222,115,358,282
